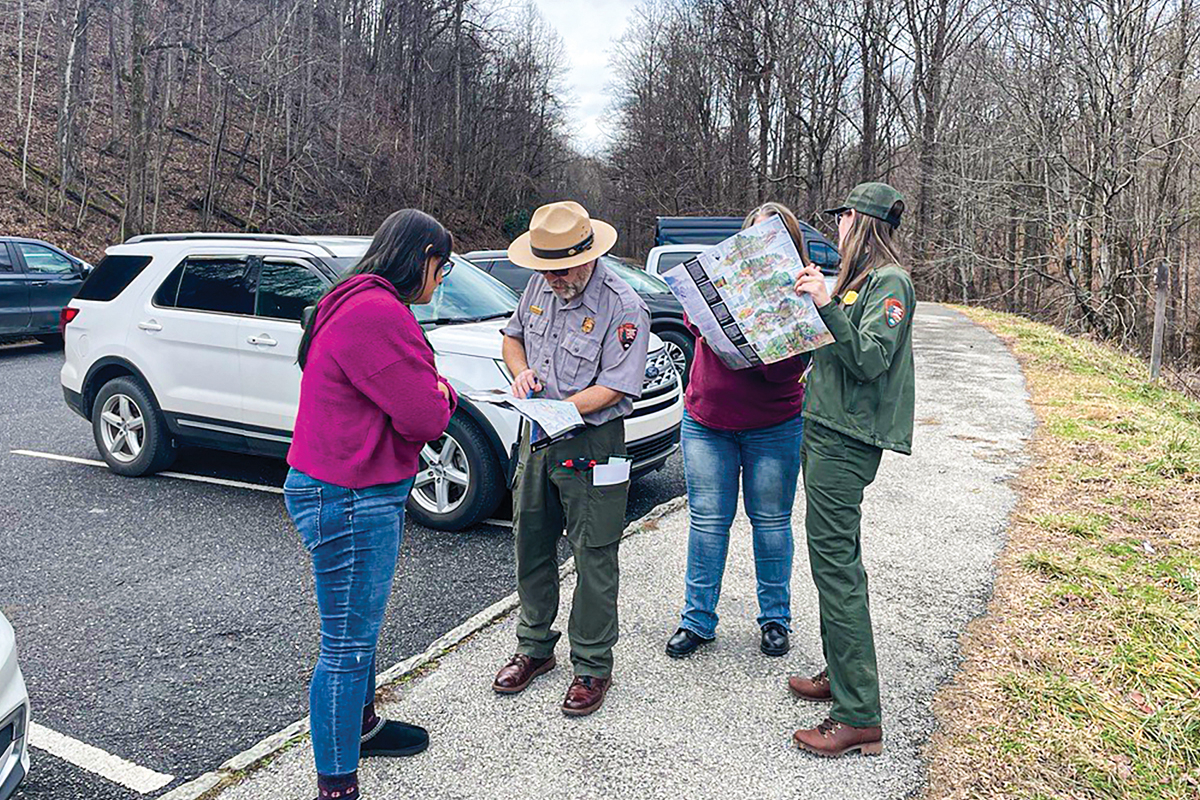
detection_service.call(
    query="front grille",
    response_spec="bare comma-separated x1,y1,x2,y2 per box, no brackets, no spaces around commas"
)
628,427,681,464
641,348,678,394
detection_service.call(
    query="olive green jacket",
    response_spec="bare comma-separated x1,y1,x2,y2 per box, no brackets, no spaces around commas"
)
803,265,915,454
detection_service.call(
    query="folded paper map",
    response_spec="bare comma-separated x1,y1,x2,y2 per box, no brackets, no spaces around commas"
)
659,216,834,370
465,390,585,441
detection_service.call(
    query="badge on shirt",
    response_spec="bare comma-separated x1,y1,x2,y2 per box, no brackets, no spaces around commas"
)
618,322,638,350
530,305,544,316
842,290,859,306
884,297,905,327
582,317,595,334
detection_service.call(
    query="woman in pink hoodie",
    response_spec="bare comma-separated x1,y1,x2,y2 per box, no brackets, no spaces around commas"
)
285,209,457,800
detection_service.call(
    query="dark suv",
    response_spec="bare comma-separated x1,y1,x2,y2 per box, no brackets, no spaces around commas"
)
0,238,92,343
461,250,696,384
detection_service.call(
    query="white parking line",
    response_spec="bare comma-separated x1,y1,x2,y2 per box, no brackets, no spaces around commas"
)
29,722,175,794
10,450,284,494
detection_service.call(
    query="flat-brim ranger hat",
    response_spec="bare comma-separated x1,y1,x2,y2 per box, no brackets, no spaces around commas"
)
508,201,618,271
825,182,904,228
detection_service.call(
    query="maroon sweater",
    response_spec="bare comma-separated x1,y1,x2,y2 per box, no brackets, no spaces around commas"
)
684,322,807,431
288,274,457,488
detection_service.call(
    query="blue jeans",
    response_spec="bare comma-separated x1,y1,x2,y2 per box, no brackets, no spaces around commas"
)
283,468,413,777
678,410,803,638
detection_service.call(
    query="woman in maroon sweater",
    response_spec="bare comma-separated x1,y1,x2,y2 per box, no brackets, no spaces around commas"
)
666,202,810,660
285,209,457,800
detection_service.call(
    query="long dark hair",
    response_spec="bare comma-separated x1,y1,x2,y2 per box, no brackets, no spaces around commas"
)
833,205,904,298
298,209,453,369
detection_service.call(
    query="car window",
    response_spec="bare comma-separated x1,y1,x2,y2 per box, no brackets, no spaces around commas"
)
486,259,535,294
18,242,75,274
806,241,841,269
324,254,517,323
0,244,13,272
77,255,152,301
256,259,327,321
601,256,671,293
166,257,253,315
654,252,700,275
412,256,518,322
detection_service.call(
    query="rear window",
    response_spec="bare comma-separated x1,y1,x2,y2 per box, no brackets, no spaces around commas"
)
654,252,699,274
75,255,153,302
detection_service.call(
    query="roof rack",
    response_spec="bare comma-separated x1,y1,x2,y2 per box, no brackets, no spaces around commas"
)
123,232,341,257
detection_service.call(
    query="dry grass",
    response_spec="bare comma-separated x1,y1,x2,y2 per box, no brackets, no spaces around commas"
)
923,308,1200,800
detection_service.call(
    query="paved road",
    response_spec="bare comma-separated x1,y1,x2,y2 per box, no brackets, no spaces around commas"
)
0,341,684,799
212,304,1036,800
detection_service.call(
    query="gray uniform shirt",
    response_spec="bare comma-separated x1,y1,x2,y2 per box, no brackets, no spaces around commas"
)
502,260,651,426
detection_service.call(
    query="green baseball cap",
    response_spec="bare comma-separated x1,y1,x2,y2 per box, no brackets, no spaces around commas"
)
825,182,904,227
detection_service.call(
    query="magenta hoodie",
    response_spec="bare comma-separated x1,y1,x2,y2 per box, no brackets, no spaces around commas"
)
287,274,457,489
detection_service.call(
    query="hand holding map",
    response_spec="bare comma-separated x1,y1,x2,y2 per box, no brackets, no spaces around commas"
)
659,216,834,370
465,389,585,441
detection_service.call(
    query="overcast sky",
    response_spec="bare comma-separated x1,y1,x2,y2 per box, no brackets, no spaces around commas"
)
531,0,641,154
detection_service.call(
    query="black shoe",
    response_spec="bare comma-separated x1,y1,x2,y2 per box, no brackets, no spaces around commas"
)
666,628,714,659
760,622,790,656
360,718,429,757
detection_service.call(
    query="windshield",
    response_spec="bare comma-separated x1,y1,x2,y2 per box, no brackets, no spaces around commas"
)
601,256,671,294
327,253,517,323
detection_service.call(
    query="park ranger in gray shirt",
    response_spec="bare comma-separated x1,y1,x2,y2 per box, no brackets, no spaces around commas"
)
491,201,650,717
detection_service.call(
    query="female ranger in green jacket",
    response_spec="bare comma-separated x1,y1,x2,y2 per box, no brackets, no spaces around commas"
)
788,182,915,758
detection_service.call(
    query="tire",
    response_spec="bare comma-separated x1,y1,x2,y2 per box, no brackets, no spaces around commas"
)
91,376,178,477
657,328,695,387
35,334,64,348
406,413,505,531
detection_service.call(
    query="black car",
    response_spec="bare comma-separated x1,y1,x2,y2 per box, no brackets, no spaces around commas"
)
0,237,92,343
461,250,697,384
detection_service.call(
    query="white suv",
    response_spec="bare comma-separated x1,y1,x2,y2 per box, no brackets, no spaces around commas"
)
60,234,683,530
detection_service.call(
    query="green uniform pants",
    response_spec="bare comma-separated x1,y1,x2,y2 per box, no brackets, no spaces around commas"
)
801,420,885,727
512,418,628,678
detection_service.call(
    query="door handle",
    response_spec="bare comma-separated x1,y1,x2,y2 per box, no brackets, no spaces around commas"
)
247,335,277,347
30,281,48,287
138,320,163,332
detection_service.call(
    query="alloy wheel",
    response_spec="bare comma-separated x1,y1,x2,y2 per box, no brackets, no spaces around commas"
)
412,433,471,516
663,340,688,379
99,394,146,464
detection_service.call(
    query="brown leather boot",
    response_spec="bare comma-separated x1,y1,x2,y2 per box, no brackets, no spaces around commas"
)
492,653,556,694
561,675,611,717
793,718,883,757
787,669,832,702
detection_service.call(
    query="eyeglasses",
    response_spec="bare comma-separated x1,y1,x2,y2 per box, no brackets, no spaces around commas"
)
438,257,454,279
545,267,572,278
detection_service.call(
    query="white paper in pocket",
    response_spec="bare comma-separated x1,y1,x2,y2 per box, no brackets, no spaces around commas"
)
592,459,631,486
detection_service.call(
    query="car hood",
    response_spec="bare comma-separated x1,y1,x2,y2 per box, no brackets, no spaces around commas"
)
427,318,663,358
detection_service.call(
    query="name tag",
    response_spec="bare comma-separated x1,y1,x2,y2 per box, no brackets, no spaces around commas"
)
530,305,544,316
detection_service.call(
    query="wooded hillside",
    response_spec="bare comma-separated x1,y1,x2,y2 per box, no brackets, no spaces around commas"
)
2,0,1198,382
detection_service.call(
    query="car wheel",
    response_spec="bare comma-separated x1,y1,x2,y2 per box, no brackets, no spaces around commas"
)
407,413,505,531
91,376,178,476
657,329,694,386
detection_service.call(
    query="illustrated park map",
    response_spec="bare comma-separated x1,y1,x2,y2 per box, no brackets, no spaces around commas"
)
660,216,833,370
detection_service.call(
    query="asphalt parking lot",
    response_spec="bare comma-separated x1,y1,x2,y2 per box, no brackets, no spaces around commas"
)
0,339,685,799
